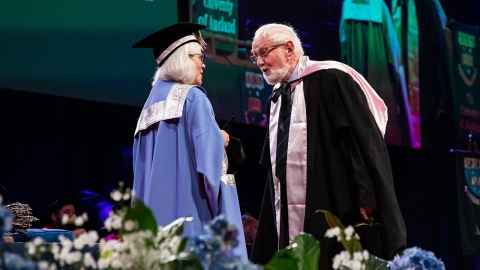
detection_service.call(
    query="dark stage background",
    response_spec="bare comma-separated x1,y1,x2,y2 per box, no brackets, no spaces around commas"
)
1,0,480,269
0,88,477,269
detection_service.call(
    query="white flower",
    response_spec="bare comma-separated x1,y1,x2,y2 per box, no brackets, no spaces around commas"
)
351,260,362,270
344,226,354,241
81,212,89,221
75,216,84,226
122,192,131,201
338,251,354,269
58,239,74,263
110,190,122,201
325,227,341,238
33,237,44,246
111,259,123,269
332,251,349,269
38,261,50,270
124,220,137,231
58,249,82,265
105,213,123,231
87,230,99,244
58,235,73,250
51,244,60,260
363,250,369,259
61,214,70,225
83,252,97,268
98,258,110,269
27,243,36,255
73,233,91,250
332,249,368,270
353,251,364,261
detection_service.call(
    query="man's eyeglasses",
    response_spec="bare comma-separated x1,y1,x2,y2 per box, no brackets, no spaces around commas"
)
250,43,286,64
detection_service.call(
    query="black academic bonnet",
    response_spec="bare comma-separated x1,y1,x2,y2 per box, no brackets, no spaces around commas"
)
132,22,206,66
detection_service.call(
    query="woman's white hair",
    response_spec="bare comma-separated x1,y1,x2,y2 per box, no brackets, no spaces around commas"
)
253,23,304,57
152,42,203,85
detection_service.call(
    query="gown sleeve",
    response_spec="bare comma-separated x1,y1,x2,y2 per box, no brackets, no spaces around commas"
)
185,87,224,216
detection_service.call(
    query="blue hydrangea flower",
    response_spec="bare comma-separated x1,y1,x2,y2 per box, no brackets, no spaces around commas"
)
188,215,259,270
389,247,446,270
0,204,13,238
3,252,38,270
206,216,240,251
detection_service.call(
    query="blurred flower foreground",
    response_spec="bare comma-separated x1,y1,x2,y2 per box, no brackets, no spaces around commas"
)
0,189,445,270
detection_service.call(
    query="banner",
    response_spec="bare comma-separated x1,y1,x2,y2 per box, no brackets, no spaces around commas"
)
191,0,238,53
458,155,480,255
450,22,480,144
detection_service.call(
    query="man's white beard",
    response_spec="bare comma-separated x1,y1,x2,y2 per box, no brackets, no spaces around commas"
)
262,65,291,85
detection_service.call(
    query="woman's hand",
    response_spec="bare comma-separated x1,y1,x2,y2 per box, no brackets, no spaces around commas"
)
221,130,230,147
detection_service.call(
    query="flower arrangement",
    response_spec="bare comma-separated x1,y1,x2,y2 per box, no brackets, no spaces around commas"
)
0,189,446,270
320,210,372,270
19,184,259,270
320,210,445,270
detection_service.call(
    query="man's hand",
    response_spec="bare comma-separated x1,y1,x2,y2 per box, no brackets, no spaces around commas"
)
221,130,230,147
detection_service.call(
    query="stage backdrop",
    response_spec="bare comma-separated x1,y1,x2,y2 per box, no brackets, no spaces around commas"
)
449,22,480,147
0,0,270,127
0,0,178,106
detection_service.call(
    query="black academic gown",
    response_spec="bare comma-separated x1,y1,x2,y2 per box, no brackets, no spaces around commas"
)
252,68,407,268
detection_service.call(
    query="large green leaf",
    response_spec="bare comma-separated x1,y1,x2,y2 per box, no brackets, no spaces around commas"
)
124,199,158,235
290,234,321,270
264,249,299,270
265,234,321,270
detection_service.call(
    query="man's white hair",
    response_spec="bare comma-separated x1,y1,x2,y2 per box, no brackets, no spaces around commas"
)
152,42,203,85
253,23,304,57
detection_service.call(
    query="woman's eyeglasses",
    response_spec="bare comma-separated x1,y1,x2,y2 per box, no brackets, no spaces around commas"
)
189,52,207,63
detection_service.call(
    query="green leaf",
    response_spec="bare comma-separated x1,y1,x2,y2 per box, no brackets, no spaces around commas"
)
316,210,345,230
165,254,203,270
123,199,158,235
290,234,321,270
350,238,363,252
265,249,299,270
265,234,321,270
365,254,389,270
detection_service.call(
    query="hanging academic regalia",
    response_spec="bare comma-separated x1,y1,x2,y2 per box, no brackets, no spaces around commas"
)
340,0,415,147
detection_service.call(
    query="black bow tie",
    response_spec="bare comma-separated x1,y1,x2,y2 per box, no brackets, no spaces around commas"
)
270,82,291,103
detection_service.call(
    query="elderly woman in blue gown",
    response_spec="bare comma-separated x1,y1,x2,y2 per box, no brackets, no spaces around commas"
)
131,23,247,259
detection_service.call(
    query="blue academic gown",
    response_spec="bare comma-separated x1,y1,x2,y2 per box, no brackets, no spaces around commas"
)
132,80,247,259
